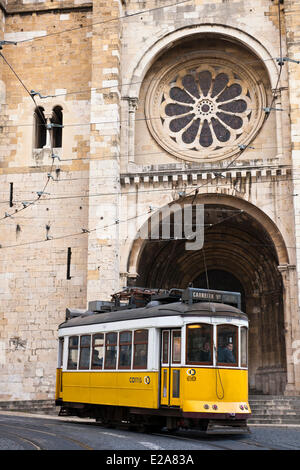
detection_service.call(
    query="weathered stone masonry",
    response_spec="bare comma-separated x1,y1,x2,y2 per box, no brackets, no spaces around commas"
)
0,0,299,400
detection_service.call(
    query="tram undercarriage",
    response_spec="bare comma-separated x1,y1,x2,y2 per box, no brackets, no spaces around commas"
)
57,401,250,434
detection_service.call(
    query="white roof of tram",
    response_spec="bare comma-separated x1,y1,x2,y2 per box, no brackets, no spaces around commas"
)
59,301,248,330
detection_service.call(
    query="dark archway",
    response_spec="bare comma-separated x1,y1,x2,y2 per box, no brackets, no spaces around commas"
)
132,201,287,394
194,269,246,312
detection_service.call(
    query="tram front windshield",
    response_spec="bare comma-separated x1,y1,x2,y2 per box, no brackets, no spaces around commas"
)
186,324,213,364
186,323,246,367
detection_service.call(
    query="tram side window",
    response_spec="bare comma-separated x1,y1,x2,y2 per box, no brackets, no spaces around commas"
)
79,335,91,370
217,325,238,366
241,327,248,367
58,338,64,368
119,331,132,369
67,336,79,370
162,331,169,364
92,333,104,369
172,330,181,364
133,329,148,369
186,324,213,364
104,332,118,369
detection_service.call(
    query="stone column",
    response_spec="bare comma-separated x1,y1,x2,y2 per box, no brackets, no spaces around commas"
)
121,96,139,169
87,0,123,302
44,114,53,150
282,0,300,394
245,294,262,392
278,264,300,395
127,97,139,166
284,2,300,302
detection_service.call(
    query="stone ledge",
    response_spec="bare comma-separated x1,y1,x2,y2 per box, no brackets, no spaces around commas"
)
0,400,58,415
121,167,291,186
0,0,92,15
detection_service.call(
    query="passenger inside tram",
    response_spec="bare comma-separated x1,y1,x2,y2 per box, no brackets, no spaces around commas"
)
217,325,237,365
218,342,236,364
200,341,211,362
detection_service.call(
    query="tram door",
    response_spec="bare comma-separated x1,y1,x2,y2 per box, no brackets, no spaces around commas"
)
160,329,181,407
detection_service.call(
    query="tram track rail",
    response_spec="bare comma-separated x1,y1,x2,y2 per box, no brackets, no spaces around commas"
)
0,420,94,450
1,414,299,450
149,427,283,450
49,418,299,450
0,428,43,450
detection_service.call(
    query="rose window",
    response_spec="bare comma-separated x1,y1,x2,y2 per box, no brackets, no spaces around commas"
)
145,59,266,162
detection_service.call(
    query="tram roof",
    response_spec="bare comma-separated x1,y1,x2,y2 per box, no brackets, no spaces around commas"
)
59,301,248,329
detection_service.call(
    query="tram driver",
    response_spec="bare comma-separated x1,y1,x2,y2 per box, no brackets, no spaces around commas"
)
218,342,235,364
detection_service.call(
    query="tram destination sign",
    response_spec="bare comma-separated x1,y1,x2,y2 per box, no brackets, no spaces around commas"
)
192,291,222,301
182,288,241,309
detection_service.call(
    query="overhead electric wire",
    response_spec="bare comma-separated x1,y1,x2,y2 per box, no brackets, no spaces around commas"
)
1,164,292,189
12,0,193,45
0,174,294,207
0,51,58,220
175,35,285,203
8,1,288,48
26,50,283,101
0,186,295,251
1,213,298,252
0,0,293,249
174,0,286,314
0,40,289,218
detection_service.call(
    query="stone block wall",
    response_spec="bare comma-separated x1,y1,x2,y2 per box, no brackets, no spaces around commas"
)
0,0,299,401
0,1,92,400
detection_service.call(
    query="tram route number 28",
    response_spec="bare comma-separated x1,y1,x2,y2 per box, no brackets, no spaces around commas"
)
187,376,196,381
187,369,196,381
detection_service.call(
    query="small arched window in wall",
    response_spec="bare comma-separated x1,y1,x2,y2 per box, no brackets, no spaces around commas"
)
34,106,47,149
51,106,63,148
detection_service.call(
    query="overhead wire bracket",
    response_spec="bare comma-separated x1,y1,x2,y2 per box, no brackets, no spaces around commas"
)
238,144,255,150
0,40,17,49
276,57,300,66
263,106,284,114
30,89,54,99
36,191,50,198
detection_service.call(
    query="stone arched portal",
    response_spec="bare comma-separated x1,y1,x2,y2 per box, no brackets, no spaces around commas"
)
128,195,290,395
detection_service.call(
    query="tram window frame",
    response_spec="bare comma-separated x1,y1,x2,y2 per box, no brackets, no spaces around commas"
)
91,333,104,369
79,335,91,370
67,335,79,370
172,330,181,364
104,332,118,370
240,326,248,368
186,324,213,366
216,324,238,367
118,330,132,369
133,329,148,369
162,330,169,364
58,338,64,369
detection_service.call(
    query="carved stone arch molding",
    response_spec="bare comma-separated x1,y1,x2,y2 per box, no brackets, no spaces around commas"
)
145,53,267,163
124,23,279,99
127,193,290,276
30,99,68,117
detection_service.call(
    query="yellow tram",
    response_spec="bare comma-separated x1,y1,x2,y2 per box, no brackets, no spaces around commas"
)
55,287,251,433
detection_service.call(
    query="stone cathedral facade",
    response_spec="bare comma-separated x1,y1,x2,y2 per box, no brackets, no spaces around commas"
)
0,0,300,402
